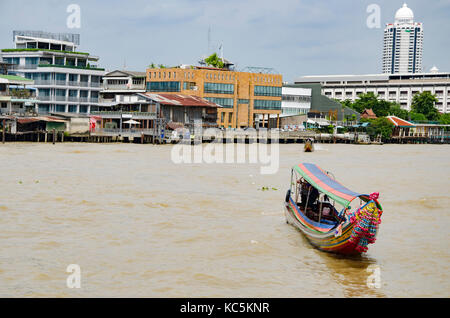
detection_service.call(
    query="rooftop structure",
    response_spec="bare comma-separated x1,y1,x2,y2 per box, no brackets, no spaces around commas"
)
0,74,36,115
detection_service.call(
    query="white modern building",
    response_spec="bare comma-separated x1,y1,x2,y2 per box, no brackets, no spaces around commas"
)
0,31,105,114
281,85,311,116
383,3,423,74
295,70,450,113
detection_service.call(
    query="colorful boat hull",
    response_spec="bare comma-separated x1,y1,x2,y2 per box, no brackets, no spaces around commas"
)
285,196,381,255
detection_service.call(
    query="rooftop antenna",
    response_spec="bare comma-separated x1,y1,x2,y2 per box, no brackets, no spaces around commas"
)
123,58,127,70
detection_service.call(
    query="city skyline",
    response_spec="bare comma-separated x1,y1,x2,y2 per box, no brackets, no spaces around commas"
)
1,0,449,82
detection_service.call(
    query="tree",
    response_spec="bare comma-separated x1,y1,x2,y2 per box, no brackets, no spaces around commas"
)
411,91,439,121
148,63,156,68
439,113,450,125
409,112,427,122
388,104,409,120
204,53,224,69
365,117,394,140
373,100,391,117
352,92,379,114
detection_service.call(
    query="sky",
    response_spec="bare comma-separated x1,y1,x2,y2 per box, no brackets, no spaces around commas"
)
0,0,449,82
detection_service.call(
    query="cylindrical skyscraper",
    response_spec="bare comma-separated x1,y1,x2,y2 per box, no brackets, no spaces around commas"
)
382,3,423,74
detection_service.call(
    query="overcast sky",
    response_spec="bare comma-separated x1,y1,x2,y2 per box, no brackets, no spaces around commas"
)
0,0,449,82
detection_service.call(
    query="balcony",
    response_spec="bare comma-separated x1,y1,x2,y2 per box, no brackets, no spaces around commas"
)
34,80,53,85
55,80,67,86
68,81,79,86
103,84,146,91
79,97,89,103
79,81,89,87
55,95,67,101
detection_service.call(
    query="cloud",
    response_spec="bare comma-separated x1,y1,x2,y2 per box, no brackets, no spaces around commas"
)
0,0,448,81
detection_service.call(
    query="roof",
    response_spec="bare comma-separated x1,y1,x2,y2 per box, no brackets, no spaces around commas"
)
361,108,377,119
0,74,34,85
387,115,415,127
103,70,147,78
293,163,365,207
16,116,67,124
139,93,220,108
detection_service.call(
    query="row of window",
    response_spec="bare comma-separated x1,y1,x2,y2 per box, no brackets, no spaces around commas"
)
4,57,88,67
253,99,281,110
38,104,90,113
24,72,100,82
282,108,309,115
254,85,282,97
282,95,311,102
204,97,234,108
147,81,180,92
204,82,234,94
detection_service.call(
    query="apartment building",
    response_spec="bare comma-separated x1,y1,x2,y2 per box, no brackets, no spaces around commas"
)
1,30,105,114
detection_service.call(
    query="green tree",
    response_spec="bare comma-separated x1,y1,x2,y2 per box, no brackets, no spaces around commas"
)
388,104,409,120
409,112,427,122
148,63,156,68
373,100,391,117
365,117,394,140
439,113,450,125
411,91,439,121
204,53,224,69
352,92,379,114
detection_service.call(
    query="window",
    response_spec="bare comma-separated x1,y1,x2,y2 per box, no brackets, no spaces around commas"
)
183,82,196,90
204,82,234,94
55,105,65,112
204,97,234,108
254,99,281,110
254,86,281,97
25,57,38,65
147,81,180,92
238,99,249,104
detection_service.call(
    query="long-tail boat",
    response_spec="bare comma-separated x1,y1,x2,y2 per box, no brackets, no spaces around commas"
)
284,163,383,255
304,139,314,152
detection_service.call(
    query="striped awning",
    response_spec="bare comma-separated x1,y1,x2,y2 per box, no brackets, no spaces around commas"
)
293,163,366,207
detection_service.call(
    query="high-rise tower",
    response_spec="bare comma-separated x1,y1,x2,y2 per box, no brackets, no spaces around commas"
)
382,3,423,74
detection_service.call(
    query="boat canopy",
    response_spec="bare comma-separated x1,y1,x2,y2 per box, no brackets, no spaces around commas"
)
293,163,366,207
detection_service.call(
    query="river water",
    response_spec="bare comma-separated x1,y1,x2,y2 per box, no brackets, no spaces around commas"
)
0,142,448,297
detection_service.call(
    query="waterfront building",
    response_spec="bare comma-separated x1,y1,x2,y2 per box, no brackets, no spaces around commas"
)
0,31,105,115
101,70,146,101
281,85,311,116
145,64,282,128
383,3,423,74
0,74,36,115
295,72,450,113
92,92,220,135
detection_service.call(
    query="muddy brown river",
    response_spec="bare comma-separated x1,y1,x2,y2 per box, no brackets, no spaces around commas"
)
0,142,448,297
